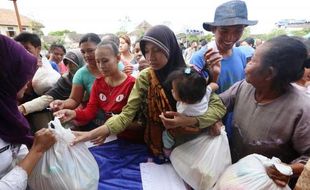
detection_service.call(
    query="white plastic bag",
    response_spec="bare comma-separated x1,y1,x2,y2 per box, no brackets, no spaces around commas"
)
214,154,291,190
32,59,60,95
28,118,99,190
170,127,231,190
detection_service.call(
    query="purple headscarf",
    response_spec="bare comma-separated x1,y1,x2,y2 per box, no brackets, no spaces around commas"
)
0,34,37,147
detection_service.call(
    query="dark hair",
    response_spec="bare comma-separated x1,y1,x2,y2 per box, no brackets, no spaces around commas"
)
101,33,120,47
166,67,207,104
79,33,101,46
235,40,241,47
261,35,310,90
14,32,41,47
49,44,66,54
244,37,255,47
199,39,208,47
97,40,119,56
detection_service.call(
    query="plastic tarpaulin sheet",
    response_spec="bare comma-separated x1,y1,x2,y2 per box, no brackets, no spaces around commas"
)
89,139,150,190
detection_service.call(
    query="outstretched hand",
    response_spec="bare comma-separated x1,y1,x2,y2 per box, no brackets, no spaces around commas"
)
49,100,65,112
71,125,110,146
53,109,76,123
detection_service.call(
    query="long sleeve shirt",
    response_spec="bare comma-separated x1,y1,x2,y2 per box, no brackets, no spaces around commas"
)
0,139,28,190
75,75,135,124
220,80,310,164
105,68,227,134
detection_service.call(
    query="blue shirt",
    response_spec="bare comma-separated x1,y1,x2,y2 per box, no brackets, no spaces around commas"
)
49,60,60,73
191,47,246,93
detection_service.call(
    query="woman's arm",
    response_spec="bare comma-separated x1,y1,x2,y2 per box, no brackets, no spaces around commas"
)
0,128,56,190
49,84,84,112
71,69,150,145
63,84,84,109
196,93,226,128
159,93,226,129
104,69,149,134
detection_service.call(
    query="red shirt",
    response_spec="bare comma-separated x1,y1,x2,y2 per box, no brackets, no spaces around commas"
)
75,75,135,123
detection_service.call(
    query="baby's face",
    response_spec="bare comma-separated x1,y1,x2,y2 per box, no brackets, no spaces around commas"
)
171,81,181,101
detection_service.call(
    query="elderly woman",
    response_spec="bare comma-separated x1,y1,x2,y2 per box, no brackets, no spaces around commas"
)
218,35,310,187
0,35,55,189
68,25,226,162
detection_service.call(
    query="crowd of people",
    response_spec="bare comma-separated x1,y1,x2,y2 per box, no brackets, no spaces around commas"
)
1,0,310,189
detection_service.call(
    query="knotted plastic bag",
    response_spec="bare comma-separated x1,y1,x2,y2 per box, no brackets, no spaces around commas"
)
32,61,60,95
28,118,99,190
214,154,291,190
170,127,231,190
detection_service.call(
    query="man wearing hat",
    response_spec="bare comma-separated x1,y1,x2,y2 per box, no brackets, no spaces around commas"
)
191,0,257,137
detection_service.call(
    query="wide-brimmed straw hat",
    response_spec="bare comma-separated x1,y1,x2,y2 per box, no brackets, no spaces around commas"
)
203,0,257,31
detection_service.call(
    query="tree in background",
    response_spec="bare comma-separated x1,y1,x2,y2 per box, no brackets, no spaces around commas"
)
119,16,131,33
30,21,44,37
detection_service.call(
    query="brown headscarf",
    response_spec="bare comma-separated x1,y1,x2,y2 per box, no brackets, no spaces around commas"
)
140,25,188,156
140,25,186,108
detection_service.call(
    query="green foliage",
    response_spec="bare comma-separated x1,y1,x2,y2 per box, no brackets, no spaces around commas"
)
290,28,310,37
116,31,128,37
240,27,251,40
118,16,131,33
48,30,72,36
30,21,44,37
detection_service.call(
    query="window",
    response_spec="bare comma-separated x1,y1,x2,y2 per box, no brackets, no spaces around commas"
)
6,27,16,37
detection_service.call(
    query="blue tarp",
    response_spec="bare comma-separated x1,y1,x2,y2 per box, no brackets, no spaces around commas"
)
89,139,150,190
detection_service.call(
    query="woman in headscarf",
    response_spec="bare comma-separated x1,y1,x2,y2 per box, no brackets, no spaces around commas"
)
0,34,55,189
66,25,226,162
18,49,85,115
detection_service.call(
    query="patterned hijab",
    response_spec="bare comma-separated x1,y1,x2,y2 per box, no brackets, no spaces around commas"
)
0,35,37,147
140,26,186,157
140,25,186,108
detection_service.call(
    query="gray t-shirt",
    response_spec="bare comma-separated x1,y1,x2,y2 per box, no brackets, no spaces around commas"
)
220,80,310,164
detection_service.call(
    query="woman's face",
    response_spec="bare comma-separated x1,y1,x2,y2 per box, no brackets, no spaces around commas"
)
66,60,79,75
144,42,168,70
134,43,143,62
80,41,97,66
50,47,65,64
95,46,120,76
245,44,268,86
119,38,130,53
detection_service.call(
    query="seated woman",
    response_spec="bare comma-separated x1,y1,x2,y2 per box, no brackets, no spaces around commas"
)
63,25,226,162
55,40,143,143
0,34,56,190
218,35,310,187
49,34,102,124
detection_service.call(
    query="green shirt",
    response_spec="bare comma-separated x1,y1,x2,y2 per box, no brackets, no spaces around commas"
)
106,68,226,134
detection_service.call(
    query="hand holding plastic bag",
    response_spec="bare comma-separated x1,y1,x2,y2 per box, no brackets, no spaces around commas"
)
28,118,99,190
214,154,292,190
170,127,231,190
